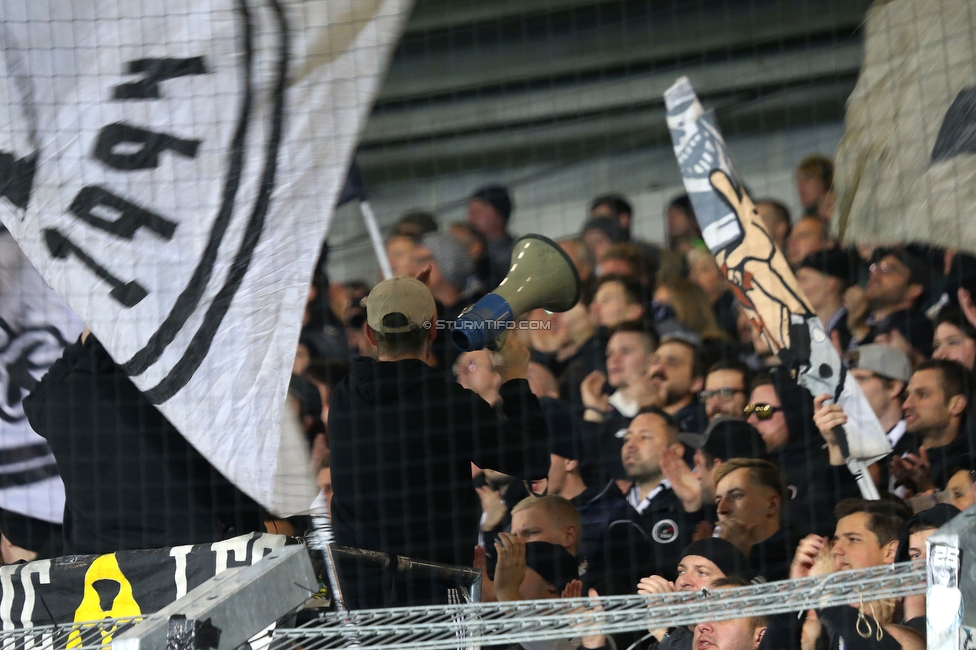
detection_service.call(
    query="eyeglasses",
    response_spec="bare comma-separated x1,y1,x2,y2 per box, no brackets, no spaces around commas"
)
743,403,783,420
699,388,745,402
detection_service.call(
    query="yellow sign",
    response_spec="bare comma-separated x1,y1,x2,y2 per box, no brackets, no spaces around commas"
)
67,554,142,647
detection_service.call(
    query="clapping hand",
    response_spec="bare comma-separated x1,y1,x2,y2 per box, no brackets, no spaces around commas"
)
493,532,526,602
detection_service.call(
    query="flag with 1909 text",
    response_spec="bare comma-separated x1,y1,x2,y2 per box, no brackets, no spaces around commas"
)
0,0,413,515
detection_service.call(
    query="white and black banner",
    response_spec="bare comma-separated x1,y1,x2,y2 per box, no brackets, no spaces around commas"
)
0,0,412,515
0,230,82,523
0,532,290,629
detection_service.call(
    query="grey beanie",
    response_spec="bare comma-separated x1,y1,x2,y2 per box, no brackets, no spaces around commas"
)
421,232,473,292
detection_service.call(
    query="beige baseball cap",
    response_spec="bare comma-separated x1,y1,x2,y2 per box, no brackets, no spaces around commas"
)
364,276,436,334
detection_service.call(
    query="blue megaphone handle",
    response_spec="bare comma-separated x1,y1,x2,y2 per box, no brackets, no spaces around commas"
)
451,293,513,351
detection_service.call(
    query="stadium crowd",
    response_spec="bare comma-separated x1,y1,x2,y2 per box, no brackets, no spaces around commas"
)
13,153,970,650
292,153,972,649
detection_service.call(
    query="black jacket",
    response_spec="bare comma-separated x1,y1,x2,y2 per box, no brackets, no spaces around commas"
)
901,432,970,490
553,334,609,421
769,369,861,537
595,487,703,595
580,406,632,483
748,525,800,582
23,338,263,555
571,479,629,563
328,357,548,605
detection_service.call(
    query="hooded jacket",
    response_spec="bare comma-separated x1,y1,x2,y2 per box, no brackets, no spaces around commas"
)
328,356,548,604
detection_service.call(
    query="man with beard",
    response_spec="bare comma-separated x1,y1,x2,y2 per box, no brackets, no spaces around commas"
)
700,361,751,423
646,328,706,435
614,408,703,583
896,360,972,490
820,359,971,494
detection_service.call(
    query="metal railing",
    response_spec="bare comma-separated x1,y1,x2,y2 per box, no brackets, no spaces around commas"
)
272,562,925,650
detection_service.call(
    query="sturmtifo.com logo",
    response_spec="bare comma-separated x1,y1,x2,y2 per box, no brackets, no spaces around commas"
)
422,320,552,331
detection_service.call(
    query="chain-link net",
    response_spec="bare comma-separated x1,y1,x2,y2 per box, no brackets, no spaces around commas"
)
0,0,966,647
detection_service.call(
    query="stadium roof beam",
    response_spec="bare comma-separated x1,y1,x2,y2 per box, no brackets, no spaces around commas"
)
357,79,855,178
381,0,871,101
364,43,862,145
404,0,607,33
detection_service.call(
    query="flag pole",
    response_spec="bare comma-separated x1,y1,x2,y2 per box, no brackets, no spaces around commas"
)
359,199,393,280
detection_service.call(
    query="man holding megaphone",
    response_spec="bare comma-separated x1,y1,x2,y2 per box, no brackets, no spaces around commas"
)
327,266,551,609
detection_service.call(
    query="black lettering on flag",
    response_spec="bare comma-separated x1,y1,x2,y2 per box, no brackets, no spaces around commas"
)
932,87,976,162
113,57,207,100
0,152,37,210
43,229,148,307
69,186,176,240
94,123,200,171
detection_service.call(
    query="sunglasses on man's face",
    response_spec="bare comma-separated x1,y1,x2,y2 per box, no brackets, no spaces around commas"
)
743,403,783,420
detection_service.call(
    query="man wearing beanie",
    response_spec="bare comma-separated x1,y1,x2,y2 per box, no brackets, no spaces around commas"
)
636,537,750,650
796,249,853,352
468,185,515,287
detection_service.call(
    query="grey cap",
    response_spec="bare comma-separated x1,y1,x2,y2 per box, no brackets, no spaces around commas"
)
420,231,474,292
847,344,911,383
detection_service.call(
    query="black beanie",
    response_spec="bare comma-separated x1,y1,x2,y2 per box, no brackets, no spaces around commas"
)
470,185,513,222
582,216,627,243
680,537,750,579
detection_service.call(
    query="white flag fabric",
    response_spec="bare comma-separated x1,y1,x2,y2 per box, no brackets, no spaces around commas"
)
835,0,976,250
0,0,413,515
0,230,82,523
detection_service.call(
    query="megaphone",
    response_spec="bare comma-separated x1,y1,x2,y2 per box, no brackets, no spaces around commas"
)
452,234,581,351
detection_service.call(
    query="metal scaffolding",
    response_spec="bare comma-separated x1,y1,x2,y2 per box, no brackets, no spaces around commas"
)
0,561,925,650
271,562,925,650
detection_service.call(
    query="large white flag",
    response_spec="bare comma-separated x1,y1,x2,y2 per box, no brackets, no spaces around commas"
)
0,0,413,515
0,230,82,524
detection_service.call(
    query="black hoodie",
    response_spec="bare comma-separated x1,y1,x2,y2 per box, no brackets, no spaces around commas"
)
328,356,549,606
24,337,263,555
